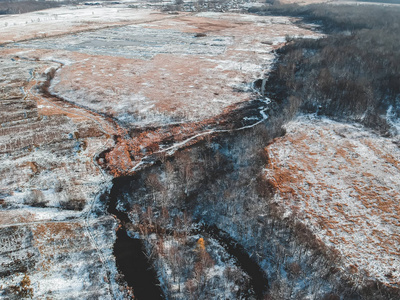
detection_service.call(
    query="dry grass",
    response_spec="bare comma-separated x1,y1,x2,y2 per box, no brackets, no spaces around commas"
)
265,116,400,287
46,13,318,124
1,11,319,178
0,56,114,224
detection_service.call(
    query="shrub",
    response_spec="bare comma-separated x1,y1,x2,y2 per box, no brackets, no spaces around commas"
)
9,273,34,299
24,190,47,207
59,197,85,211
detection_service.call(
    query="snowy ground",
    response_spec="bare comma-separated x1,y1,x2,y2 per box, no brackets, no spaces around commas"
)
0,4,323,298
6,10,320,125
0,55,122,299
0,6,171,45
265,115,400,287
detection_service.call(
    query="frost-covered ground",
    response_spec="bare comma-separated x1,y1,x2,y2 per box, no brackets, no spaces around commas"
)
265,115,400,287
0,4,325,298
0,56,124,298
0,57,114,221
0,218,120,299
0,6,170,45
8,11,319,125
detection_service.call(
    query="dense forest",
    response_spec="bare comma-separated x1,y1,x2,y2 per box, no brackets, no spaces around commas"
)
251,4,400,135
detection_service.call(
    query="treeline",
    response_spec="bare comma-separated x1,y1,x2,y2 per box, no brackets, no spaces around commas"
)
0,1,71,14
251,4,400,134
358,0,400,4
250,4,400,33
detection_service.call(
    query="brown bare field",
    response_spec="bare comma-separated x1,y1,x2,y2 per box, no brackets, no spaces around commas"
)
45,13,318,123
0,11,318,177
0,8,319,219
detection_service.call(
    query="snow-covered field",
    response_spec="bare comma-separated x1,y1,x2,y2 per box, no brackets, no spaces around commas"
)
0,6,170,44
5,10,319,125
0,54,120,299
265,115,400,287
0,3,341,299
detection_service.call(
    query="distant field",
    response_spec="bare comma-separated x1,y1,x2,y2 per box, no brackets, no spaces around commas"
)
5,8,317,127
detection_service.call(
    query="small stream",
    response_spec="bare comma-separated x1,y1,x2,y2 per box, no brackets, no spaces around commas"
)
113,229,163,300
107,176,270,300
108,177,164,300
